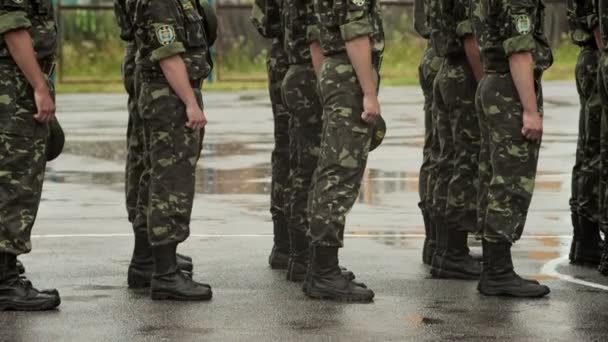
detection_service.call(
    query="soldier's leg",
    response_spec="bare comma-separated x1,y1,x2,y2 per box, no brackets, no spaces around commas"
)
139,81,210,301
597,56,608,275
572,47,603,266
0,71,60,310
477,77,491,238
282,64,323,282
267,45,291,269
304,56,375,302
429,61,455,269
418,45,441,265
477,74,549,298
431,56,481,280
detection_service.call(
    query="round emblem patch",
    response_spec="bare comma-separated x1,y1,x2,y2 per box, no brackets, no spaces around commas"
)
351,0,366,7
156,25,176,46
515,15,531,35
12,0,24,4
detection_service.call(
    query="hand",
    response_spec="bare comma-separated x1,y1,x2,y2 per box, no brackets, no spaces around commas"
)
185,104,207,130
521,110,543,141
33,86,55,124
361,94,381,124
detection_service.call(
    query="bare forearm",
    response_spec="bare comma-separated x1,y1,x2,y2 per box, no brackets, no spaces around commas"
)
509,52,537,112
4,29,47,91
310,41,324,75
595,27,603,50
159,55,198,107
464,35,483,82
345,35,376,95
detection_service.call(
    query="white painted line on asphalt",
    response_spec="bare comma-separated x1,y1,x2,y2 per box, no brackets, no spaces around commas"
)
541,255,608,292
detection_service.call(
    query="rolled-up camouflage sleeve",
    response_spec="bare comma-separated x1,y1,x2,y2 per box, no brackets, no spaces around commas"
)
305,0,320,43
251,0,282,38
589,0,599,29
140,0,186,62
0,0,31,36
455,0,473,38
502,0,536,56
340,0,373,42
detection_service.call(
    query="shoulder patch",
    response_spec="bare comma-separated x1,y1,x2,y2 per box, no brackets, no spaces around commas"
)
12,0,24,4
515,15,531,35
351,0,365,7
156,25,176,46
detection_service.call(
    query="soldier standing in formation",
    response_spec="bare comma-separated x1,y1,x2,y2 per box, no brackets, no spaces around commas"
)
0,0,61,310
251,0,293,270
414,0,442,267
426,0,483,280
130,0,213,301
113,0,194,292
596,0,608,274
473,0,552,297
567,0,604,268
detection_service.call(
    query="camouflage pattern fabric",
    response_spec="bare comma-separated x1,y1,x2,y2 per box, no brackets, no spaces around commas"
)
281,0,321,237
476,0,552,243
597,0,608,231
417,44,442,212
134,0,208,246
427,0,479,231
568,0,601,223
0,0,56,255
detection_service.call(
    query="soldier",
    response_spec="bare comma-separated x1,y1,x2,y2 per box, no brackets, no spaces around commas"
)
133,0,213,300
301,0,384,302
0,0,61,310
426,0,482,279
114,0,194,289
251,0,292,270
414,0,442,265
567,0,604,267
595,0,608,276
475,0,552,297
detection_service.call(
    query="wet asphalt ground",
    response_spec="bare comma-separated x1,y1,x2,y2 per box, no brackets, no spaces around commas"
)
1,81,608,341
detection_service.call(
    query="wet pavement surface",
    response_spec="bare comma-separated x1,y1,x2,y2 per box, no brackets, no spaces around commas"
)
2,81,608,341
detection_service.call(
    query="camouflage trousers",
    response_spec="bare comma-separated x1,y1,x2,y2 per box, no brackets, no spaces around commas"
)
418,44,442,212
430,54,480,231
122,43,149,236
137,80,204,246
0,63,52,255
596,53,608,231
267,40,291,248
571,45,601,222
308,54,378,247
477,73,543,243
281,63,323,236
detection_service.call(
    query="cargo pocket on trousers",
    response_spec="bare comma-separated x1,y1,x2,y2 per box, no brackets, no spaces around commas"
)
325,117,372,170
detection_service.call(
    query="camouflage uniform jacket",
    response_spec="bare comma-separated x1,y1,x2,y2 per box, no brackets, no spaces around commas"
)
134,0,211,80
413,0,430,39
114,0,136,43
568,0,596,46
478,0,552,73
0,0,56,61
252,0,283,39
428,0,472,57
282,0,314,64
313,0,385,57
596,0,608,50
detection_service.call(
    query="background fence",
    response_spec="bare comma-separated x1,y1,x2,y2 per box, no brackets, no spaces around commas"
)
56,0,570,83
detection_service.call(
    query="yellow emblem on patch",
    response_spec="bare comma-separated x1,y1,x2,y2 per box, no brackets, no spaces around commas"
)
351,0,365,6
156,25,176,46
515,15,531,35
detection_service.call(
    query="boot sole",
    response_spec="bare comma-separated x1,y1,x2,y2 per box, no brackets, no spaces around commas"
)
150,291,213,301
431,267,480,280
479,286,550,298
0,297,60,311
305,288,374,303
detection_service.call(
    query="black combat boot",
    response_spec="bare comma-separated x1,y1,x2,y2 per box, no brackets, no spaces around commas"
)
128,230,194,288
422,210,437,265
16,259,25,274
286,230,310,282
269,218,290,270
303,246,374,303
430,215,447,268
150,243,212,301
431,228,481,280
477,241,550,298
570,215,604,266
0,253,60,311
